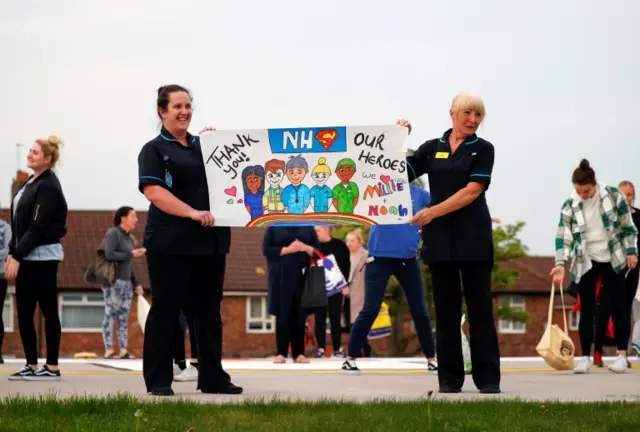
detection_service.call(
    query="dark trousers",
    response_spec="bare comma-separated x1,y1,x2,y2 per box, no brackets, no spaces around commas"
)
430,261,500,390
144,252,230,392
15,260,61,366
348,257,436,359
275,289,305,358
343,297,351,333
313,293,344,352
578,262,629,354
0,278,7,353
174,311,198,362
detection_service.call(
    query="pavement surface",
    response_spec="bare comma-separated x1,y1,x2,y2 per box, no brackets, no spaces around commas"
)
1,356,639,403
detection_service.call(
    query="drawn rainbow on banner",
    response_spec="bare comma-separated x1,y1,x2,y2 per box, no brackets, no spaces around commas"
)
245,213,378,228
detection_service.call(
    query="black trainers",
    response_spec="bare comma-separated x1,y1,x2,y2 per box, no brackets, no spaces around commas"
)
342,359,361,375
8,365,36,381
427,360,438,371
24,365,61,381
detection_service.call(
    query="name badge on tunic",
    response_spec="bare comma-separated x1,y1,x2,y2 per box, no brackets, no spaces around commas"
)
165,170,173,188
435,152,449,159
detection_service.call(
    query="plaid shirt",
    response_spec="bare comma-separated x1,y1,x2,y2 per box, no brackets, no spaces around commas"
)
555,183,638,282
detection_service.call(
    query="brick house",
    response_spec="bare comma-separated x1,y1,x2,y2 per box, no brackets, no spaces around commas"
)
1,206,581,359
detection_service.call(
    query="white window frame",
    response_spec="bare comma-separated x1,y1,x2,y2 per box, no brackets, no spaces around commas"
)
59,293,105,333
498,295,526,334
569,310,580,331
245,295,275,334
3,291,14,332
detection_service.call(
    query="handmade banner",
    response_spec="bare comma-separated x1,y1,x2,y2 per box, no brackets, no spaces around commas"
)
199,125,413,227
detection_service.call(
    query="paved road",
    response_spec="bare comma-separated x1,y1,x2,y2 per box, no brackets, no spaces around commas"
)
1,358,639,403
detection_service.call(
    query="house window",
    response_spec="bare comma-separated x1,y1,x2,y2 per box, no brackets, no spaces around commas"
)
3,294,13,332
59,294,105,332
498,295,526,334
569,311,580,331
246,296,274,333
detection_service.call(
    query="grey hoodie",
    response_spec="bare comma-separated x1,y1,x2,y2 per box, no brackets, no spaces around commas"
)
0,219,11,276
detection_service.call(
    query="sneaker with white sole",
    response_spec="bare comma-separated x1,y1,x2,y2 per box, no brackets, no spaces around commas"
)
174,365,198,382
331,350,346,359
8,365,36,381
573,356,592,374
341,359,362,375
427,360,438,371
608,355,628,374
173,364,182,378
24,365,61,381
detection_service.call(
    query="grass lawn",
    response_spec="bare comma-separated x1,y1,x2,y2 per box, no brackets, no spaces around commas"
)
0,394,638,431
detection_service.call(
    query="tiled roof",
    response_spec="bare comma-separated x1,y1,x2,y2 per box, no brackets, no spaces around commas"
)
0,209,268,292
498,256,571,293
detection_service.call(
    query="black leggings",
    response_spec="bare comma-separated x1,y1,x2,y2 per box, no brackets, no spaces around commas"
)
16,260,61,366
594,267,639,352
578,262,628,355
314,294,344,352
0,278,7,353
174,311,198,362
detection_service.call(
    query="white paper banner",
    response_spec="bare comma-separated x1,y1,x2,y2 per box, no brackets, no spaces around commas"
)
200,125,412,227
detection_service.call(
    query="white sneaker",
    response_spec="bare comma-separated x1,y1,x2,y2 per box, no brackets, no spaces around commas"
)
174,365,198,382
573,356,592,374
173,364,181,378
607,355,628,374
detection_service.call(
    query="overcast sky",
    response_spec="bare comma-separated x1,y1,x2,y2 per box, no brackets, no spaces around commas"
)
1,0,638,256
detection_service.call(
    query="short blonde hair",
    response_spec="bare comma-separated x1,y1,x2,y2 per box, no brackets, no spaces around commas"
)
451,92,486,117
35,135,63,169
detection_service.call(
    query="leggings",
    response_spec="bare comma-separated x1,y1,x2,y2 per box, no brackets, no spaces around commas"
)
101,279,134,351
16,260,61,366
578,262,628,355
313,294,344,352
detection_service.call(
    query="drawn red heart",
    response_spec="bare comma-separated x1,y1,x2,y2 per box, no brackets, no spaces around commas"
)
237,199,243,203
315,129,338,151
224,186,237,197
380,175,391,183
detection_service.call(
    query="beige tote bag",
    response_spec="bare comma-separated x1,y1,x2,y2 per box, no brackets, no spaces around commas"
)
536,282,575,370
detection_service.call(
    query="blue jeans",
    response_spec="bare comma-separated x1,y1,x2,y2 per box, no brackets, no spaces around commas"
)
347,257,436,358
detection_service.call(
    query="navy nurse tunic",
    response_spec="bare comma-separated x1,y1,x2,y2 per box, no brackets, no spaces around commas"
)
407,128,495,264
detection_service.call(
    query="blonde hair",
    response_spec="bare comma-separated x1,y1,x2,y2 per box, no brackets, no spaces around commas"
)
451,92,486,118
35,135,63,169
619,180,636,207
347,228,364,245
312,157,331,175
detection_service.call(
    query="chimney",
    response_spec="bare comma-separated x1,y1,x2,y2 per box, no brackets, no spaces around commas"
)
11,170,29,197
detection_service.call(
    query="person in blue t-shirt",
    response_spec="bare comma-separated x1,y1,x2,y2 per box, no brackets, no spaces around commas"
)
341,183,438,374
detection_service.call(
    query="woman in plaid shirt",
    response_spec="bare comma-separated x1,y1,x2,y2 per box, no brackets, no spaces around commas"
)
551,159,638,374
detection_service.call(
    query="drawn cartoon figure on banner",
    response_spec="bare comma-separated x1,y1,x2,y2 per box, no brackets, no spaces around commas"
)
332,158,359,214
281,155,311,214
241,165,265,220
309,158,333,213
262,159,286,214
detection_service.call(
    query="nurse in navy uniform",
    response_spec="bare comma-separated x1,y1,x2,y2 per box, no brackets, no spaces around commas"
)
401,92,501,394
138,84,241,396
